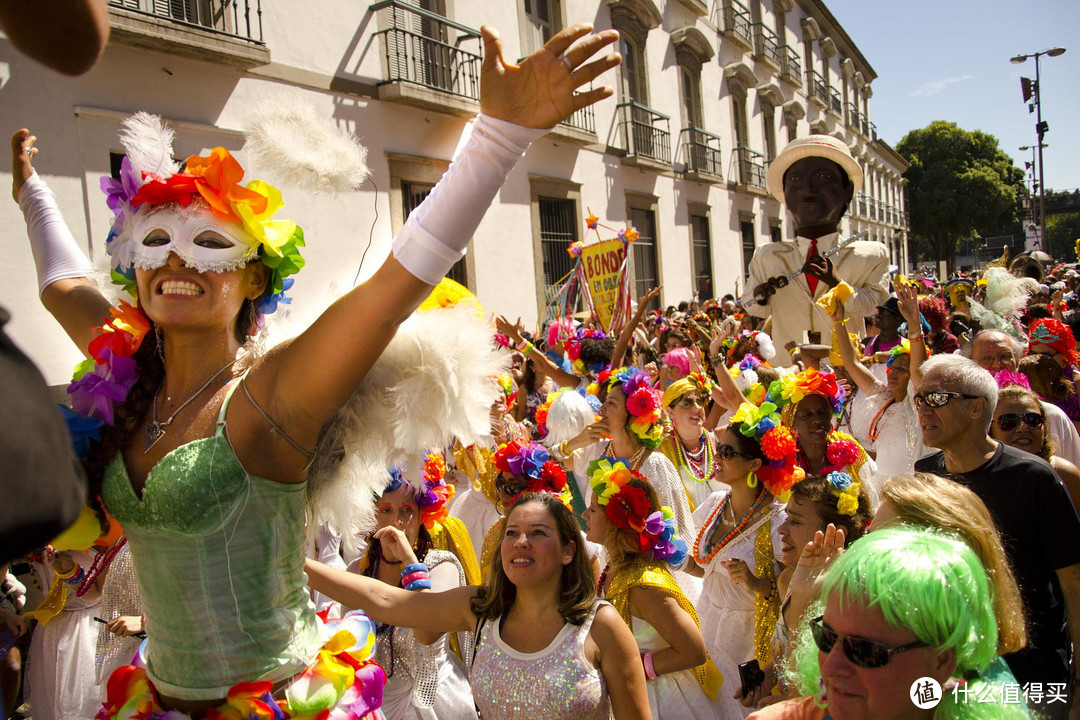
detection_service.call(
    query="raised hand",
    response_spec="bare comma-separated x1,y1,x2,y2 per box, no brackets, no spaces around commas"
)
495,315,525,346
11,129,38,202
896,282,920,325
373,525,419,567
789,523,846,594
479,23,621,129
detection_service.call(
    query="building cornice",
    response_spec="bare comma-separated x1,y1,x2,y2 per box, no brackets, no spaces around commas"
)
793,0,877,81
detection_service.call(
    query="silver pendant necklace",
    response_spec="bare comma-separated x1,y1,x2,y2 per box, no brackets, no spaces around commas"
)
144,358,238,452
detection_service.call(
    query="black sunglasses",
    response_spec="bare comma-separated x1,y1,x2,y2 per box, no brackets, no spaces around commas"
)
912,391,980,410
717,444,755,462
995,412,1044,432
496,479,527,497
811,616,928,669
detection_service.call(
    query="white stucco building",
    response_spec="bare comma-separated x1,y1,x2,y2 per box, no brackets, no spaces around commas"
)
0,0,910,384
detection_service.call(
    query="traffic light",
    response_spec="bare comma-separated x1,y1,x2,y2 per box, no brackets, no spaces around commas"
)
1021,77,1035,102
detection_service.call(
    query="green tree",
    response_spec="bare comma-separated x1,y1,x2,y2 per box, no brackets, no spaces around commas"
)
1046,212,1080,262
897,121,1024,267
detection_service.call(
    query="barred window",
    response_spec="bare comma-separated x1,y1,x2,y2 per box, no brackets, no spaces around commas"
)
690,214,713,300
402,180,467,287
630,206,659,311
741,219,756,278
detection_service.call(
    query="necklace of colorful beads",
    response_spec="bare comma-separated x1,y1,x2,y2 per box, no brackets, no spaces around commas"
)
672,429,715,483
76,536,127,597
693,487,770,565
867,396,897,443
596,563,610,596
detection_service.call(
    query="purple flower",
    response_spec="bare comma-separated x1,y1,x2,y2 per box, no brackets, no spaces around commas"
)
67,349,138,425
99,156,140,224
350,663,386,717
643,511,665,537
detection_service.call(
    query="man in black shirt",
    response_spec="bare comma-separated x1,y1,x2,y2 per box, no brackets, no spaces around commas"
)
914,354,1080,720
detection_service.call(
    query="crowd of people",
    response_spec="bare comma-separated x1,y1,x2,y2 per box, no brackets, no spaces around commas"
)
3,13,1080,720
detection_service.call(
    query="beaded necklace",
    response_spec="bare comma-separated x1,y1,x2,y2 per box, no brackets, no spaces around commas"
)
671,429,716,484
867,396,897,442
76,536,127,597
596,563,610,596
692,487,770,565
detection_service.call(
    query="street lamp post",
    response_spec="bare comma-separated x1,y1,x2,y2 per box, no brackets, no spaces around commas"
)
1011,47,1065,256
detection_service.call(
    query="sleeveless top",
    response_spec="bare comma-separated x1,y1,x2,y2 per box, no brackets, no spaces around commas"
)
470,600,610,720
100,381,324,701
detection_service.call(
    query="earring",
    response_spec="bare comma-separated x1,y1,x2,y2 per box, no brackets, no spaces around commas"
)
746,471,758,489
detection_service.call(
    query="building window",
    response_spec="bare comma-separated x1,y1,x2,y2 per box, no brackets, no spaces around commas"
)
770,224,782,243
762,102,777,163
402,180,467,287
680,66,703,128
741,219,756,277
629,206,659,311
538,196,577,290
520,0,558,57
690,213,713,300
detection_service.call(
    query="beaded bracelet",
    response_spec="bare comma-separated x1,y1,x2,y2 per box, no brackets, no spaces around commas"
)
642,651,658,680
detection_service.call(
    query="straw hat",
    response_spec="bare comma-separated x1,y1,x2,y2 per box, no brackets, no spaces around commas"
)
765,135,863,204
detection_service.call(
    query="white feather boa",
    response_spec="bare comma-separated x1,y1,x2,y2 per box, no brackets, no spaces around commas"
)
306,304,508,553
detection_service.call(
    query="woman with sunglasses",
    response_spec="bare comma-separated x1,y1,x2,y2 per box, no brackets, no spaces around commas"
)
348,456,474,720
990,382,1080,506
830,285,925,504
686,397,802,719
584,461,723,718
748,526,1028,720
658,372,729,512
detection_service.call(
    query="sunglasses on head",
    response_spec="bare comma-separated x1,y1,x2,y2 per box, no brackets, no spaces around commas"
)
717,444,755,462
995,412,1044,432
912,391,979,409
810,616,928,669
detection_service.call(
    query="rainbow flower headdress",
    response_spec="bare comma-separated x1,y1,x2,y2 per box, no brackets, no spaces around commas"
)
730,401,804,502
492,439,570,507
767,368,845,416
384,453,454,531
606,366,665,449
587,458,688,568
102,113,305,316
565,327,610,377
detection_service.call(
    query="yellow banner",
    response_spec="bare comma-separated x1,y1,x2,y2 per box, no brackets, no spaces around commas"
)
581,239,627,332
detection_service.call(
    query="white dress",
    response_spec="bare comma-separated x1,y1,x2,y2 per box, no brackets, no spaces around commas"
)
26,550,103,720
850,381,924,507
634,616,721,720
368,549,475,720
449,486,500,567
691,492,785,720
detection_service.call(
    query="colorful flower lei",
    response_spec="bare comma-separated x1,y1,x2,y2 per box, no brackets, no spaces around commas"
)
587,458,688,567
492,439,571,507
607,366,665,449
385,453,454,530
106,147,305,315
768,368,845,416
825,471,861,517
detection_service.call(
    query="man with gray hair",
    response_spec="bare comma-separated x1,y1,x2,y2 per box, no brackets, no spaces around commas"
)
966,328,1080,467
914,354,1080,719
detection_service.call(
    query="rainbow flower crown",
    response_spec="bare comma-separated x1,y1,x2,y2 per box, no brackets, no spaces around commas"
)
604,367,665,449
587,458,687,568
730,399,804,502
385,453,454,531
565,327,610,377
766,368,845,416
492,439,571,507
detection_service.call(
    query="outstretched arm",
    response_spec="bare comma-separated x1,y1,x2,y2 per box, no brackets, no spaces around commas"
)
305,558,477,634
611,286,661,368
830,301,879,396
897,283,926,389
250,25,621,448
496,315,581,389
12,130,110,352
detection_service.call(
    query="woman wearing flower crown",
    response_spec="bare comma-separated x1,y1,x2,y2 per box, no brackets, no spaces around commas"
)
830,283,924,504
658,372,729,511
561,367,695,540
348,455,474,720
585,458,724,718
13,23,622,715
687,398,799,719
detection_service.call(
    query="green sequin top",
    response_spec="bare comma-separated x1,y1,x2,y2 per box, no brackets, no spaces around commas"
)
101,382,323,701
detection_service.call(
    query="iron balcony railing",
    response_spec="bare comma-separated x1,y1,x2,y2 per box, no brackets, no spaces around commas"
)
734,146,766,188
680,126,723,177
753,23,782,66
829,87,843,115
723,0,753,44
869,122,878,141
781,45,801,83
806,70,828,105
861,117,871,136
846,102,862,130
857,193,868,218
371,0,482,100
561,105,596,134
618,101,671,163
109,0,264,43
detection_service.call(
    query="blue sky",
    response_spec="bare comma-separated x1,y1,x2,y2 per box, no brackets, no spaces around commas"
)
826,0,1080,192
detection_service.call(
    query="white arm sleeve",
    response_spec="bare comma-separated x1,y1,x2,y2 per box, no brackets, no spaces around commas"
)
18,172,95,295
391,114,546,284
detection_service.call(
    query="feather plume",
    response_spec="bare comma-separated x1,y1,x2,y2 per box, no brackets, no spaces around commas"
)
244,99,369,193
307,304,508,553
118,112,178,182
982,267,1039,321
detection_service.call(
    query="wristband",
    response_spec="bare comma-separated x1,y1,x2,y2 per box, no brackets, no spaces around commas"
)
60,565,85,585
515,338,530,351
401,571,429,587
907,332,924,342
402,562,428,576
519,341,535,356
642,651,658,680
19,173,96,295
